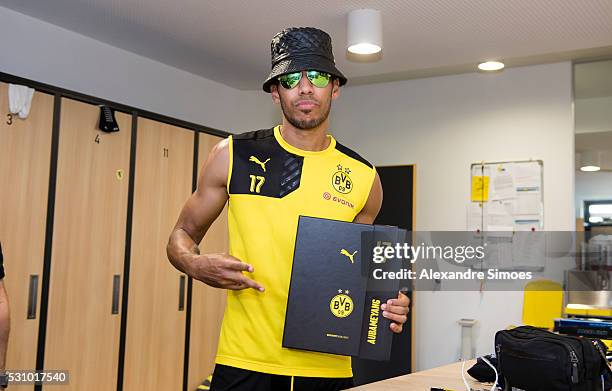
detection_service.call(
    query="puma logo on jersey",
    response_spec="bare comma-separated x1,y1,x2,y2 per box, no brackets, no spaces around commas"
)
340,249,357,264
249,156,270,172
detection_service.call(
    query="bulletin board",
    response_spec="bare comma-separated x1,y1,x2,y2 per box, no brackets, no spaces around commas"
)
469,160,544,232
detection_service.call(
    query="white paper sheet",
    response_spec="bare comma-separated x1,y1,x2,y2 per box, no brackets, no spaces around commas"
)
513,162,541,191
515,192,542,215
491,168,516,201
486,201,514,231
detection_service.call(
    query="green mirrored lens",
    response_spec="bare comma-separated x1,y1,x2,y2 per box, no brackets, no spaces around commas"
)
278,71,331,89
278,72,301,89
306,71,331,88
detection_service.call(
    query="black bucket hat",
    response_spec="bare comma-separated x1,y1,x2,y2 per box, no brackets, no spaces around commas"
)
262,27,348,93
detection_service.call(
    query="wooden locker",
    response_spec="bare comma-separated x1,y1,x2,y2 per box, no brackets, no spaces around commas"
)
44,98,132,390
0,82,54,390
123,117,193,390
187,133,228,390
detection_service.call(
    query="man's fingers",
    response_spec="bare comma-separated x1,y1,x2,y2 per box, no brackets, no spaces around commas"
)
390,322,403,333
223,258,254,272
225,281,246,290
381,303,409,315
221,271,264,291
238,275,265,292
396,291,411,305
380,294,410,314
195,253,263,291
382,310,407,324
381,297,410,310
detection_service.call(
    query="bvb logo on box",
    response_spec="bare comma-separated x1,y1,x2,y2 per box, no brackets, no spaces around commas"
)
330,291,354,318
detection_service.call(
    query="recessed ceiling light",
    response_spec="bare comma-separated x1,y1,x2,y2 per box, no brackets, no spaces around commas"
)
478,61,505,71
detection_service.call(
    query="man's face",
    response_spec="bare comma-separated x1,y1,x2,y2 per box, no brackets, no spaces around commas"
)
271,70,340,130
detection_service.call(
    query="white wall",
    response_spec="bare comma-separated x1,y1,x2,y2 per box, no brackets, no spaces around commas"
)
331,62,575,370
0,6,276,133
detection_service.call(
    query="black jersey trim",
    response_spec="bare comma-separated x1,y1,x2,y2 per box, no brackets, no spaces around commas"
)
233,128,275,140
335,142,373,169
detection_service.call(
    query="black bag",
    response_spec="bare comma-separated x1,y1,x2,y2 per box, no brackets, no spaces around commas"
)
495,326,612,391
468,354,501,383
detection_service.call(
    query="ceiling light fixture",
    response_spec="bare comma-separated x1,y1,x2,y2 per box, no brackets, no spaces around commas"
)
478,61,505,71
580,151,601,172
347,9,382,55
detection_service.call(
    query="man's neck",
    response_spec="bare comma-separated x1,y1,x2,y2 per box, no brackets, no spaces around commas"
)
279,119,330,152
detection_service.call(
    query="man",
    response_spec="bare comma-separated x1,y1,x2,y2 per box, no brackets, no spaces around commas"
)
167,27,410,391
0,243,10,389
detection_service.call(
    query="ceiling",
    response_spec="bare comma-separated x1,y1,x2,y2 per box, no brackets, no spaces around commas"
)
576,132,612,153
1,0,612,90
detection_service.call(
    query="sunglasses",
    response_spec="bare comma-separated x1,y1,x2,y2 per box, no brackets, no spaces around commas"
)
277,70,332,89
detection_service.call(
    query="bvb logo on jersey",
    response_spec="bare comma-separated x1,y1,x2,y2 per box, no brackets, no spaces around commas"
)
330,292,354,318
332,164,353,194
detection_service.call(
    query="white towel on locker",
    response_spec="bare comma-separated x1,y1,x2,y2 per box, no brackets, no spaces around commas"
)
8,83,35,119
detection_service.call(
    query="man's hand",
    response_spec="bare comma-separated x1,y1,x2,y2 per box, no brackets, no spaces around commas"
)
188,252,265,292
381,290,410,333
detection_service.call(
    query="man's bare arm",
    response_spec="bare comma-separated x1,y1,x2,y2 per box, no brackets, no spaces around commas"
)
167,138,264,292
167,138,229,263
353,172,383,224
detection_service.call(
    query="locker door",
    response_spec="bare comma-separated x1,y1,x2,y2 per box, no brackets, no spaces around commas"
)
0,82,54,390
44,98,132,390
123,118,193,390
187,133,228,390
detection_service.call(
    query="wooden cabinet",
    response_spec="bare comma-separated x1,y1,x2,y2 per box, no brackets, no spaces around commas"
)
44,98,132,390
122,118,194,390
187,133,228,390
0,82,54,390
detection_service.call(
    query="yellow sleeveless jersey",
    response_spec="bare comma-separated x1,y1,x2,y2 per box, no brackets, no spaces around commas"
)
215,125,376,378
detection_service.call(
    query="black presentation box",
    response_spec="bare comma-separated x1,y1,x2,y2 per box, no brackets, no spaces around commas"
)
283,216,406,360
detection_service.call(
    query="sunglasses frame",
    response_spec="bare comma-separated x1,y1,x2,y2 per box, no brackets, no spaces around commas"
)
277,70,332,89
